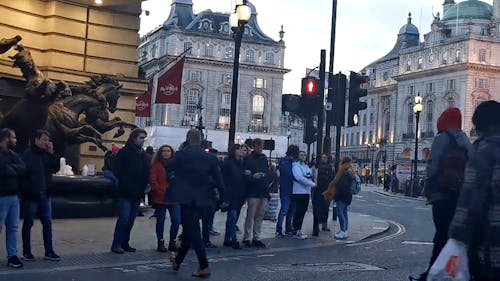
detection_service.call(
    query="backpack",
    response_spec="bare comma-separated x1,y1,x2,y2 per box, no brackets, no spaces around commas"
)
350,174,361,195
435,131,468,195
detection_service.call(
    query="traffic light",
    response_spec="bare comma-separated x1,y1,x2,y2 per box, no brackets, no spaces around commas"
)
301,76,321,115
327,73,347,127
347,71,369,127
303,116,317,145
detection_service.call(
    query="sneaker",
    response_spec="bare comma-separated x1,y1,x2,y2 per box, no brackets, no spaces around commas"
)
205,242,217,249
7,256,23,268
275,232,285,238
232,242,242,250
157,240,167,253
243,240,252,248
334,231,347,239
44,252,61,261
252,240,266,248
22,252,35,261
294,230,308,240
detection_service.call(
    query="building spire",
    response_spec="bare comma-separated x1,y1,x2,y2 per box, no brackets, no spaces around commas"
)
279,25,285,41
408,12,412,24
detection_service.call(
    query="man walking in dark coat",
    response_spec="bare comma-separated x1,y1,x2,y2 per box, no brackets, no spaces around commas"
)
111,128,150,254
0,128,25,268
21,130,60,261
167,129,224,278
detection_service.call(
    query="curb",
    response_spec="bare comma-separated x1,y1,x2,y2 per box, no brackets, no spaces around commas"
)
373,190,426,202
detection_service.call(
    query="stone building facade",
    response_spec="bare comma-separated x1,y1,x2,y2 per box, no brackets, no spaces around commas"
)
137,0,289,154
0,0,146,171
340,0,500,175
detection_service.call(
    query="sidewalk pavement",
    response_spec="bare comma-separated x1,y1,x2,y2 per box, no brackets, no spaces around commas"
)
370,185,427,202
0,204,389,273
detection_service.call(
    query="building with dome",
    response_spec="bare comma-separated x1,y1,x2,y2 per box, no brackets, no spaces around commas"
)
339,0,500,178
137,0,290,154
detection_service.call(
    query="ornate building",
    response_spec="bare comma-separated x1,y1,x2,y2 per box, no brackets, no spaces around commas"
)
340,0,500,175
137,0,289,154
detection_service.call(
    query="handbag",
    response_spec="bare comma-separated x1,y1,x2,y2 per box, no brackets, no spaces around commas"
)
427,239,470,281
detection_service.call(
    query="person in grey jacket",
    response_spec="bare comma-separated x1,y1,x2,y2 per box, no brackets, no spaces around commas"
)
291,151,315,240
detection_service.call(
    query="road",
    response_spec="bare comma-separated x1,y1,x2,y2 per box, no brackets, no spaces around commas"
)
5,186,435,281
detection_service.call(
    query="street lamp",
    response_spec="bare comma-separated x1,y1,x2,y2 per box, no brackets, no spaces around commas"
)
412,93,423,197
228,0,251,151
366,143,377,185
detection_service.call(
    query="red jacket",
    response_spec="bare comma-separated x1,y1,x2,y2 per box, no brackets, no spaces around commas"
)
149,160,176,205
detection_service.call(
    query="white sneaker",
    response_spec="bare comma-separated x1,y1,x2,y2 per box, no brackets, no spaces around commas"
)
343,231,349,238
335,231,346,239
294,230,308,240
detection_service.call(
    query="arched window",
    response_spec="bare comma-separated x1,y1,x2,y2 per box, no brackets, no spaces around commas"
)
185,89,200,119
407,101,414,134
456,50,461,62
204,45,214,57
225,47,233,59
265,53,274,65
383,110,390,138
184,42,193,55
426,100,434,133
250,95,265,132
245,50,255,63
218,92,231,130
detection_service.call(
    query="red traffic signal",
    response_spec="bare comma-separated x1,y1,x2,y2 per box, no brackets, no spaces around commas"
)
302,77,319,95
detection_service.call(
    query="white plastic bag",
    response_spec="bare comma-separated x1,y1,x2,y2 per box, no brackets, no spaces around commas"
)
427,239,470,281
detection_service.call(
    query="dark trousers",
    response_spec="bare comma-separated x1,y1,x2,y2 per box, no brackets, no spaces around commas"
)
22,193,54,255
202,207,214,243
426,199,457,272
292,194,310,232
155,204,180,243
112,198,140,249
176,204,209,270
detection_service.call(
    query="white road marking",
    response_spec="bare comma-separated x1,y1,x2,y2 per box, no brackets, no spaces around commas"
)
416,207,430,211
348,220,406,247
402,241,434,246
376,203,398,207
357,199,368,202
373,227,387,230
359,214,370,217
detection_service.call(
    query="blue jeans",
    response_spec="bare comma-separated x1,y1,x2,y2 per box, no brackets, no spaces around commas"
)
224,210,238,242
112,198,140,248
155,204,180,243
103,170,118,186
336,200,349,232
276,194,292,234
22,193,54,254
0,196,20,258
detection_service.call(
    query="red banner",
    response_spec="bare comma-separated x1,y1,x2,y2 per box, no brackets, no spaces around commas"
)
135,82,152,117
155,57,185,104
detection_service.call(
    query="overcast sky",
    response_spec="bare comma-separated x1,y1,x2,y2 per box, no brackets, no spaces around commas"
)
139,0,493,94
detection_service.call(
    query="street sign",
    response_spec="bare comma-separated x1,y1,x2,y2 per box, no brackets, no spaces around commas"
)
325,102,332,111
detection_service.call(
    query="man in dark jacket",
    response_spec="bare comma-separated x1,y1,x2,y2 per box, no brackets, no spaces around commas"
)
242,138,270,248
167,129,224,278
0,128,25,268
111,128,150,254
448,101,500,280
21,129,60,261
412,108,472,281
276,145,298,237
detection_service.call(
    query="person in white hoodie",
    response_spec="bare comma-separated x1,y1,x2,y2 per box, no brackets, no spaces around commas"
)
291,151,315,240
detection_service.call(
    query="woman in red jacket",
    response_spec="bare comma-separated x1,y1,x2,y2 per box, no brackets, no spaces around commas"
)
149,144,180,252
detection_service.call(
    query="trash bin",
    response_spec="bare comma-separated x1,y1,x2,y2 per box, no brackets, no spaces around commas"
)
264,193,279,222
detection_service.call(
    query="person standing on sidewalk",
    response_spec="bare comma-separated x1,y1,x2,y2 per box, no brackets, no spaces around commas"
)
0,128,25,268
221,144,246,250
242,138,270,248
323,157,354,239
275,145,298,238
167,129,224,278
312,154,335,236
149,144,179,253
110,128,150,254
291,151,315,240
21,130,60,261
410,107,472,281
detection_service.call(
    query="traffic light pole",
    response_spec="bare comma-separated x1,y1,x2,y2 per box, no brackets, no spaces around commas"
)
316,50,326,163
326,0,338,163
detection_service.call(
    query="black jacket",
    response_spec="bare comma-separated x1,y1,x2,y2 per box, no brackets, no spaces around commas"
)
114,144,150,200
166,146,224,207
102,151,117,172
0,148,25,196
316,164,335,193
221,157,246,209
334,171,354,205
21,145,59,198
244,151,270,199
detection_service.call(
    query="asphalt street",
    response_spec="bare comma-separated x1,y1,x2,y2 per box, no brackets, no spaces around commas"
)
5,186,435,281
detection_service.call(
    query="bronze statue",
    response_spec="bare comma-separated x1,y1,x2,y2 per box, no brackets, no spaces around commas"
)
0,35,21,54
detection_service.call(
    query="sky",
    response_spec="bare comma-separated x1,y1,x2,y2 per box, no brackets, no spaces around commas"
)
139,0,494,94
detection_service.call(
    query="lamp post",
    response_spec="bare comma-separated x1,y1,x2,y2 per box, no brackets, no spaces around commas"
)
366,143,377,185
228,0,251,151
412,93,423,197
287,128,291,147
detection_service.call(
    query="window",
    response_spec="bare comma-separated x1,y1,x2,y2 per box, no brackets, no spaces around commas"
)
384,110,390,138
245,50,255,63
184,42,193,55
204,45,214,57
383,71,389,81
426,82,434,93
426,100,434,133
446,79,455,90
265,53,274,65
218,108,230,128
222,74,232,85
475,78,488,89
185,89,200,118
356,132,360,145
189,70,202,82
151,44,157,58
371,99,374,107
408,85,415,95
346,134,349,147
252,95,265,113
370,113,374,124
407,101,414,134
418,57,423,69
479,49,486,62
447,96,455,108
362,114,367,126
456,50,461,62
406,60,412,71
442,51,448,64
253,78,267,89
221,93,231,108
225,47,233,60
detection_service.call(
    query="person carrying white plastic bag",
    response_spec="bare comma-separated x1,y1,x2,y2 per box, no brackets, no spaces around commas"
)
426,239,469,281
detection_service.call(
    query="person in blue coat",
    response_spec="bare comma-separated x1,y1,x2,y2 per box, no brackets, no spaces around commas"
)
275,145,299,237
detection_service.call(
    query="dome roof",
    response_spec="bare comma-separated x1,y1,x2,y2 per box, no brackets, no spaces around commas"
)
399,13,419,35
442,0,492,21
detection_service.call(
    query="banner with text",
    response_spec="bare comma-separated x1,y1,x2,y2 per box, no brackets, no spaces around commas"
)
155,57,185,104
135,81,152,117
